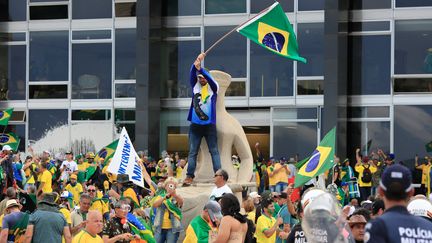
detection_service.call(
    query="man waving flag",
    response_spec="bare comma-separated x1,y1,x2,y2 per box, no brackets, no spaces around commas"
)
294,127,336,188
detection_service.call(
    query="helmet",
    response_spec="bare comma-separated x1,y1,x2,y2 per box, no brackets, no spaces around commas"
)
408,198,432,219
301,188,326,209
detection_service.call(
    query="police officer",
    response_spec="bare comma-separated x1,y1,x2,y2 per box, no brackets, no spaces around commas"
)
364,164,432,243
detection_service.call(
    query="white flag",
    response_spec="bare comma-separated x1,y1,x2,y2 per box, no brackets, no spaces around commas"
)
108,127,144,188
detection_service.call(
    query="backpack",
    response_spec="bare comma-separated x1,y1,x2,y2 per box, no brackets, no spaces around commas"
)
362,165,372,183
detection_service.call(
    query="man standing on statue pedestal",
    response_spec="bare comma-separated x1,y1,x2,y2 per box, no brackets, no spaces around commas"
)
183,53,221,187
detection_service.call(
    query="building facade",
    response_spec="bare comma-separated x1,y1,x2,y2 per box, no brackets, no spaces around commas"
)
1,0,432,166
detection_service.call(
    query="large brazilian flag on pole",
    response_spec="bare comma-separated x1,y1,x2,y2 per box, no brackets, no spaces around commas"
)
294,127,336,188
236,2,306,63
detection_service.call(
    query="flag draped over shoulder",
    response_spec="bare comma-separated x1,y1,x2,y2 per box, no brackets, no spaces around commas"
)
0,108,13,126
236,2,306,63
183,216,213,243
0,132,20,151
294,127,336,188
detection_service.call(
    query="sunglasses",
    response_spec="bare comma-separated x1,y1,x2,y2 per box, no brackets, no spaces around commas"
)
88,189,96,192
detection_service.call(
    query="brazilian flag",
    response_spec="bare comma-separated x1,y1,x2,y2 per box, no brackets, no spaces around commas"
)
426,141,432,153
95,139,119,167
294,127,336,188
0,108,13,126
0,132,20,151
236,2,306,63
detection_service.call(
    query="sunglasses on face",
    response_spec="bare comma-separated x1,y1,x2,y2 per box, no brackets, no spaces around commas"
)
88,189,96,192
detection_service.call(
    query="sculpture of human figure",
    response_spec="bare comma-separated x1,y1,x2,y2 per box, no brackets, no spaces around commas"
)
183,53,221,186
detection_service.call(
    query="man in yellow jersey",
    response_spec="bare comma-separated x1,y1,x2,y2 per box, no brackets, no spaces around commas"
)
37,161,52,197
65,174,83,206
87,184,110,221
255,197,283,243
73,210,103,243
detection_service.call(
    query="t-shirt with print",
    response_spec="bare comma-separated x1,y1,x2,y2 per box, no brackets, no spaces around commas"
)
60,160,78,181
255,214,277,243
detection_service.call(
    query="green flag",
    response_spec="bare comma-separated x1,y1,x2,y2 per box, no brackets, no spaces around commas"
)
426,141,432,153
236,2,306,63
94,139,119,167
0,132,20,151
295,156,310,169
294,127,336,188
0,108,13,126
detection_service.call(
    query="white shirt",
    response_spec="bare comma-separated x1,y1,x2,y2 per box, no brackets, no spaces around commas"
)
60,160,78,181
209,184,232,199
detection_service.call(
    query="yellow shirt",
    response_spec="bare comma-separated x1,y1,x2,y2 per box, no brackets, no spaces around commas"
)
77,162,89,171
416,164,432,185
65,183,84,206
267,166,277,186
122,188,139,207
273,163,289,184
59,207,72,225
354,164,377,187
90,199,109,216
72,230,103,243
162,210,172,229
25,163,38,184
40,170,53,193
176,166,183,179
255,214,276,243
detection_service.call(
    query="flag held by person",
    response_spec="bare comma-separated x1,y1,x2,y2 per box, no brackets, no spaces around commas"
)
0,132,20,151
95,139,119,167
0,108,13,126
294,127,336,188
236,2,306,63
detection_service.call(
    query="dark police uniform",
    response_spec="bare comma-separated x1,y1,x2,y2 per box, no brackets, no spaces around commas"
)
287,223,307,243
365,205,432,243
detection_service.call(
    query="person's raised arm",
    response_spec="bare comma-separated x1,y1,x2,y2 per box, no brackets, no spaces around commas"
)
190,53,205,87
355,148,362,165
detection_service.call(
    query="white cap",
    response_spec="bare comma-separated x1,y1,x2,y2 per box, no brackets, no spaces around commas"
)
2,145,12,151
249,191,261,199
408,198,432,219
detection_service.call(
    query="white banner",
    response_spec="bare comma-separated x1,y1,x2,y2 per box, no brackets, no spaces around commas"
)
108,127,144,188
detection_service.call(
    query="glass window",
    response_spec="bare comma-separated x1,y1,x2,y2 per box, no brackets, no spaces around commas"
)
4,124,25,152
250,39,293,96
30,5,68,20
348,106,390,118
273,108,317,119
350,22,390,32
226,82,245,96
162,0,201,16
29,109,68,143
30,0,68,2
10,111,26,122
396,0,432,7
394,78,432,93
115,83,135,98
165,28,200,38
205,26,246,78
395,20,432,74
72,43,112,99
115,29,136,80
348,35,391,95
71,122,113,154
0,0,26,22
0,45,26,100
297,23,324,76
298,0,324,11
30,31,68,81
0,33,25,42
115,109,135,122
273,122,317,159
29,85,67,99
205,0,246,14
115,2,136,17
298,79,323,95
115,123,135,142
72,110,111,120
350,0,391,9
251,0,293,13
73,30,111,40
395,106,432,165
347,121,390,160
72,0,112,19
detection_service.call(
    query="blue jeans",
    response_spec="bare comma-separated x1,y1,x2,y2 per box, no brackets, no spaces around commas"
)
275,182,287,193
187,123,221,178
155,229,179,243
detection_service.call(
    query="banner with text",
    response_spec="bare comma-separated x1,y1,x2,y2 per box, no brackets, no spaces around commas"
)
108,127,144,188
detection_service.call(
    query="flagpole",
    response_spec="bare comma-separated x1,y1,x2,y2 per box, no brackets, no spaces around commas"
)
204,4,275,55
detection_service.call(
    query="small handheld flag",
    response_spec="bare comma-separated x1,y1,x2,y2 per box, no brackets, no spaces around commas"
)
294,127,336,188
236,2,306,63
0,132,20,151
0,108,13,126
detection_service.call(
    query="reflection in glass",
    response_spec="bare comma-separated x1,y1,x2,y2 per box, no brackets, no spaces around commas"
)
395,20,432,74
162,40,200,98
115,109,135,122
273,122,317,159
348,107,390,118
205,26,246,78
250,40,292,96
350,0,391,9
205,0,246,14
394,78,432,93
29,85,67,99
273,108,317,119
297,80,323,95
297,23,324,76
115,83,135,98
0,33,25,42
73,30,111,40
72,110,111,121
0,0,26,21
5,125,25,152
29,109,68,142
395,106,432,165
251,0,293,13
162,0,201,16
72,0,112,19
298,0,324,11
30,31,68,81
349,35,390,95
115,2,136,17
396,0,432,7
30,5,68,20
225,82,245,96
164,28,200,38
349,22,390,32
115,29,136,80
347,121,390,160
72,43,112,99
0,45,26,100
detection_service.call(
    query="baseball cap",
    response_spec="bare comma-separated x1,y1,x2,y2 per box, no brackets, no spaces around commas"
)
6,199,20,209
60,191,72,198
379,164,413,192
204,200,222,222
70,174,77,180
249,191,261,200
65,150,73,154
2,145,12,151
407,198,432,219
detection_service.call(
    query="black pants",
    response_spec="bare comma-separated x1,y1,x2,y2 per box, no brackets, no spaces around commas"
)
359,186,371,202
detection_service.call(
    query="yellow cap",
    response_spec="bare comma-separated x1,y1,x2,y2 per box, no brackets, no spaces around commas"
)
70,174,77,180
